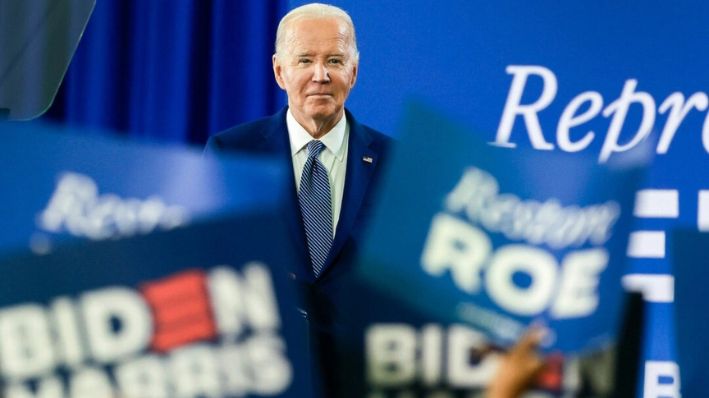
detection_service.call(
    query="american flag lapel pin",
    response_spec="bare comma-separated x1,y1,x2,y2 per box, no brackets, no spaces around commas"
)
362,155,373,164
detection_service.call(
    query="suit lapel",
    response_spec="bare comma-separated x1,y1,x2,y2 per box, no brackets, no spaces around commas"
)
319,110,379,277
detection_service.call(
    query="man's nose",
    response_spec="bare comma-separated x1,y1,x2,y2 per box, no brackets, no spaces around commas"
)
312,62,330,83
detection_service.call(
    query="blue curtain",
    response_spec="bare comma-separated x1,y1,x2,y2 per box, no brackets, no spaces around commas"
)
44,0,287,145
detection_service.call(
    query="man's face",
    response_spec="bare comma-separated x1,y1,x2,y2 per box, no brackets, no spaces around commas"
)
273,18,358,129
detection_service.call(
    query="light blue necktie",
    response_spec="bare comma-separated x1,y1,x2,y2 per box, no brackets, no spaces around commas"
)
298,140,333,277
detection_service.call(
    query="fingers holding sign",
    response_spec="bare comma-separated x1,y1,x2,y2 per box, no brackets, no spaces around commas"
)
486,326,547,398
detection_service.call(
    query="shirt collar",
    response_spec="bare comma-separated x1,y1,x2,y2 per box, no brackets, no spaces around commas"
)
287,109,348,160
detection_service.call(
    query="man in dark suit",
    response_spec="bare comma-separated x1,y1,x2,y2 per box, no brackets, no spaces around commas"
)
206,3,392,395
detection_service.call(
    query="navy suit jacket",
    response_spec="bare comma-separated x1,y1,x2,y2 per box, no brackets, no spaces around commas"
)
206,107,392,322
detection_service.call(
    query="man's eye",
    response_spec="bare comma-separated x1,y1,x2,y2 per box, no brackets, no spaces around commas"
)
298,58,312,64
328,59,343,65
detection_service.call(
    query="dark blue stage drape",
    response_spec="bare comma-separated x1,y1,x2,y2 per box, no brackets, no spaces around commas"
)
44,0,287,145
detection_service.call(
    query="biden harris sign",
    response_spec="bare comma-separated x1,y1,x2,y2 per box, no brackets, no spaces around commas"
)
0,216,310,398
0,121,309,397
355,103,645,353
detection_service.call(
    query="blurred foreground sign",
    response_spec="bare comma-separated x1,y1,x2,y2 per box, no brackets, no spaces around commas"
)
0,215,310,397
351,103,645,355
0,121,283,258
0,122,309,396
673,230,709,398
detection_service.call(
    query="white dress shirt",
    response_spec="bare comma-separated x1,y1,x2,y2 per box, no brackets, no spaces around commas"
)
287,109,349,236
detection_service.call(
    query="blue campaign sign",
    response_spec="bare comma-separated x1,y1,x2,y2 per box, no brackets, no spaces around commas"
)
0,121,284,257
353,103,644,355
0,214,311,397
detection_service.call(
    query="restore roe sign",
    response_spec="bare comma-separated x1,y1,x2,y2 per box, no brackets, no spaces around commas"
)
353,103,643,354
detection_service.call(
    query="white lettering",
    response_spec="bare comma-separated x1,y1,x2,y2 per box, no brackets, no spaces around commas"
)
217,344,250,396
557,91,604,152
169,345,221,398
551,249,608,318
366,325,512,391
0,264,293,396
115,355,169,398
0,305,56,381
703,106,709,153
444,168,620,249
245,334,292,395
50,298,85,368
68,367,112,398
495,65,557,150
81,288,151,363
37,172,188,241
422,214,609,318
446,325,498,387
208,264,281,339
643,361,680,398
420,325,443,386
366,324,417,386
6,377,63,398
421,214,491,293
498,65,709,160
600,79,656,162
485,245,558,315
657,92,708,153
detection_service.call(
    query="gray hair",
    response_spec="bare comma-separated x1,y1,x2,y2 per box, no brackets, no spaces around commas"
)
274,3,359,62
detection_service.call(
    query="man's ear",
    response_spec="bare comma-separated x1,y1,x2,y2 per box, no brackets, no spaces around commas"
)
350,62,358,88
273,54,287,90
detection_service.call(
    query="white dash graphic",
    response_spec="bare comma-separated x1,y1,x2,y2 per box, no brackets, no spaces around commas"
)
622,274,674,303
627,231,666,258
698,190,709,231
634,189,679,218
